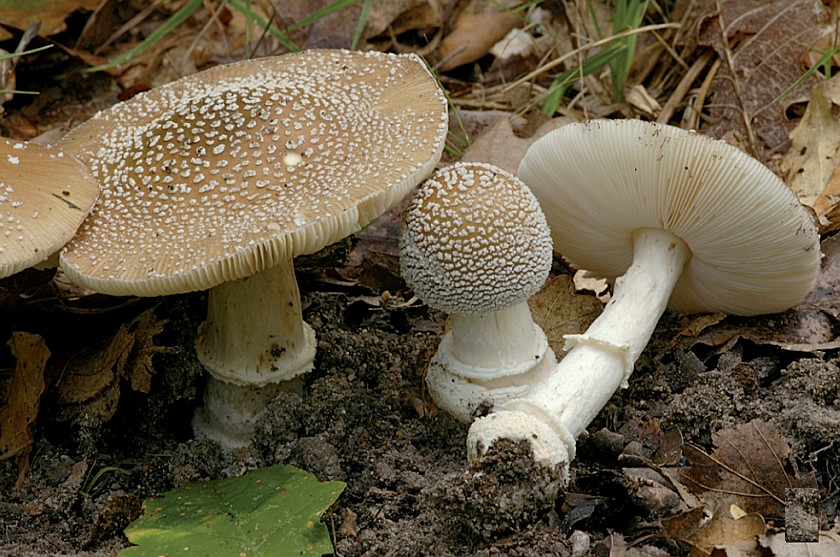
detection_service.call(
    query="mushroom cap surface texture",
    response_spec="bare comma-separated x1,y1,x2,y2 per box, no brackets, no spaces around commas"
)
0,138,99,278
401,162,553,315
518,119,821,316
58,49,448,296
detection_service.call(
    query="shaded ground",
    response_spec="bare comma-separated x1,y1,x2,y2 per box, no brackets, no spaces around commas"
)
0,1,839,556
0,236,838,555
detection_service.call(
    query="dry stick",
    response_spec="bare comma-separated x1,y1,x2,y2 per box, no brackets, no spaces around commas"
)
500,23,681,94
657,50,713,124
686,57,722,130
714,0,759,158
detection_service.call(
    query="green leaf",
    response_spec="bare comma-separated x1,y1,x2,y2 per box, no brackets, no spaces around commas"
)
119,464,345,557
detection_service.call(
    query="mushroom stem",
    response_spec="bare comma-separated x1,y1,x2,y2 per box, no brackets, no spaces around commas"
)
193,258,316,446
427,302,557,421
448,302,548,372
468,228,690,474
196,258,316,385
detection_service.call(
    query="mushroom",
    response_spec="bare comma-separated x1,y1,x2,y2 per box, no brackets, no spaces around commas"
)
0,137,99,277
468,119,821,480
400,162,555,421
56,49,448,447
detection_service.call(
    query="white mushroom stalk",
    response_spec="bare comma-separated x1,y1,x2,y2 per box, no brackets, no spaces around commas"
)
57,49,449,448
469,120,821,480
401,162,556,421
192,259,315,447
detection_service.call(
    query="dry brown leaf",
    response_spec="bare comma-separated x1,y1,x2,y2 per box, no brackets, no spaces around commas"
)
528,274,603,359
461,116,572,174
662,496,766,557
365,0,448,39
681,420,817,520
697,0,831,160
436,0,522,71
0,0,102,37
803,234,840,320
781,74,840,209
0,332,50,486
56,309,167,422
758,527,840,556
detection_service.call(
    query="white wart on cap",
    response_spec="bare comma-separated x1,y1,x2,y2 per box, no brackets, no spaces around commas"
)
401,162,552,315
59,49,448,296
0,138,99,278
401,162,556,421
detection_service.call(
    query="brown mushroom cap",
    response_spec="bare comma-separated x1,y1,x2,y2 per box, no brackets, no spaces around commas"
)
519,120,821,316
0,138,99,278
401,162,553,315
58,49,448,296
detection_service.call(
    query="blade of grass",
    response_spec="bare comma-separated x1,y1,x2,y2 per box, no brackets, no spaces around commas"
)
608,0,647,101
350,0,372,50
540,42,627,114
772,46,839,104
284,0,362,32
0,44,53,62
227,0,299,52
83,0,203,72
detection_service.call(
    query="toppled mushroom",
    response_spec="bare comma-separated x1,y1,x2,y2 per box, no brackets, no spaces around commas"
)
57,49,448,447
400,162,555,421
0,137,99,277
469,120,821,481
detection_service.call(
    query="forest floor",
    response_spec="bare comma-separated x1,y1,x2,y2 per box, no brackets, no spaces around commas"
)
0,1,839,556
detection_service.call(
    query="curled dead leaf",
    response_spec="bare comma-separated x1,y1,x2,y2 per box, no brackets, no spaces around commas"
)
0,332,50,486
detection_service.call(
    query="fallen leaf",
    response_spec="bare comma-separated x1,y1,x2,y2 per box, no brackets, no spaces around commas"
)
681,420,817,520
781,74,840,209
697,0,832,160
365,0,447,42
528,274,603,359
758,527,840,556
0,332,50,486
803,234,840,319
662,495,766,557
461,115,572,174
0,0,102,37
436,0,522,71
56,309,167,423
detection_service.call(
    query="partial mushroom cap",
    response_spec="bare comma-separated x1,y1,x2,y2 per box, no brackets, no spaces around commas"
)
401,162,553,315
58,49,448,296
519,120,821,316
0,138,99,278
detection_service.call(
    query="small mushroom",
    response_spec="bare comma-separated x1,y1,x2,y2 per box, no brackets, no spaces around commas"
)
468,120,821,481
400,162,555,421
0,138,99,277
57,49,448,447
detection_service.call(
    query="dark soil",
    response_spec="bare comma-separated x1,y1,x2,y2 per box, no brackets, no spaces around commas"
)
1,237,838,556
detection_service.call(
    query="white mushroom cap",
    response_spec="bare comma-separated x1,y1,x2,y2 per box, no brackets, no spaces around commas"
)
0,138,99,278
401,162,553,315
57,49,448,296
519,119,821,316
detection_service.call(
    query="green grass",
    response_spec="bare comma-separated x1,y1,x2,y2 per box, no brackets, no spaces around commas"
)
85,0,369,72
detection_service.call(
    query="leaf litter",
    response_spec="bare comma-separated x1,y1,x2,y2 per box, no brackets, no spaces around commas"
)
0,0,839,555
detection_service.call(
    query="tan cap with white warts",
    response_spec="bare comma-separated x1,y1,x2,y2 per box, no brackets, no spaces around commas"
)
0,138,99,278
58,49,448,296
401,162,553,315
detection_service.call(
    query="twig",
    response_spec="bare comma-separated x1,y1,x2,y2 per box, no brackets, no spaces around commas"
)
714,0,759,158
500,22,680,94
657,50,713,124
